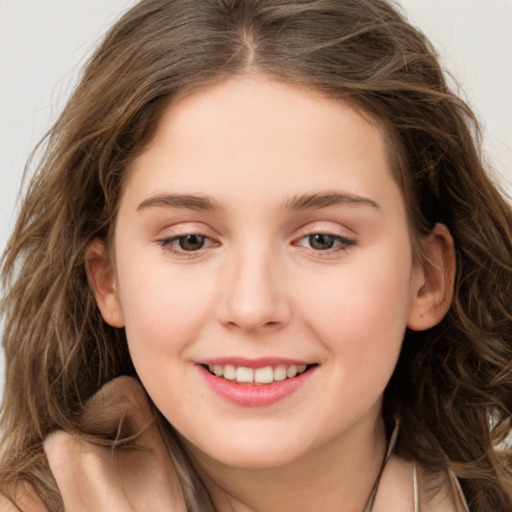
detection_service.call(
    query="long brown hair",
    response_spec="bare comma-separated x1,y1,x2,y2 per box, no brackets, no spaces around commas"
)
2,0,512,510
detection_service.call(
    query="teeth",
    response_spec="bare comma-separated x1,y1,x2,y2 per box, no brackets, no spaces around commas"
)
254,366,274,384
223,364,236,380
235,367,254,383
286,365,297,378
274,365,287,381
207,363,310,384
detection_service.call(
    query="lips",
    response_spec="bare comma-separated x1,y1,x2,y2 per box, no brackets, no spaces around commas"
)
198,358,317,406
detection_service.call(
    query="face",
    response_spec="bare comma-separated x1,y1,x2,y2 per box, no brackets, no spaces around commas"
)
90,76,439,470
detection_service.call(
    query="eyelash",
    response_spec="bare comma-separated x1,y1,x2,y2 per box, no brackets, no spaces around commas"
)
294,232,356,255
157,233,217,258
156,231,356,258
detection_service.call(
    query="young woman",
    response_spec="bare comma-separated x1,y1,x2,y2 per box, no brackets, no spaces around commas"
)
1,1,511,510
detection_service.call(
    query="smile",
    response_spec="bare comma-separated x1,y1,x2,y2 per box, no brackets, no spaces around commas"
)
205,364,309,384
198,360,318,406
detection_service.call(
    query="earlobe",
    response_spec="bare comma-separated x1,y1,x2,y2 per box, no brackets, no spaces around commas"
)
407,223,456,332
85,239,125,328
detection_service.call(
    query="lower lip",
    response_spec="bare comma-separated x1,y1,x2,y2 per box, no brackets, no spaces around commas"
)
198,365,316,407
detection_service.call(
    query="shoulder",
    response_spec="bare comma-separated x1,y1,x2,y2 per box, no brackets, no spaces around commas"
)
373,454,469,512
419,464,470,512
0,482,49,512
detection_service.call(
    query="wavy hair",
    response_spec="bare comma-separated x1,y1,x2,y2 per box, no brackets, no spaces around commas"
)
1,0,512,510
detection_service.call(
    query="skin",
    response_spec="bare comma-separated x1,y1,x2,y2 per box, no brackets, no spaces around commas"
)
43,75,456,512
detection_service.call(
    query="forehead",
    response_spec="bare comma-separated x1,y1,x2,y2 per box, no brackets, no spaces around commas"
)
124,75,402,215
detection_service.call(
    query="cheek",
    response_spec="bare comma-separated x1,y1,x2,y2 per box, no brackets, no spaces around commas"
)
296,251,413,385
116,265,217,419
115,258,216,358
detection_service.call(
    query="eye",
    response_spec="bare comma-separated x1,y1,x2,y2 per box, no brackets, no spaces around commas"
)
157,233,217,256
175,234,207,251
295,233,356,252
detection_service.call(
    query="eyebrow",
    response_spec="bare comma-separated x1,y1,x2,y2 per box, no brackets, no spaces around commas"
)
137,194,223,211
137,191,380,213
282,192,380,211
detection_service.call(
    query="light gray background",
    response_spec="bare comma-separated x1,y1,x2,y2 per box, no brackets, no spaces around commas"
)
1,1,511,395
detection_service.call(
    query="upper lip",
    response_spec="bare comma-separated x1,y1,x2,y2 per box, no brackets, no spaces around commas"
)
198,357,315,368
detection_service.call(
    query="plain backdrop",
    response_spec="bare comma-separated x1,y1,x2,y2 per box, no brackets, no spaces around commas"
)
1,1,511,395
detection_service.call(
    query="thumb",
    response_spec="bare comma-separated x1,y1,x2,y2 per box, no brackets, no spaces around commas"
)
78,376,157,446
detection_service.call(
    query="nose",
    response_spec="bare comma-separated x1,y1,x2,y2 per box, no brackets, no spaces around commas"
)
216,246,291,334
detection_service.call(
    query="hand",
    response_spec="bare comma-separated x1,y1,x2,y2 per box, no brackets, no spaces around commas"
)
44,377,187,512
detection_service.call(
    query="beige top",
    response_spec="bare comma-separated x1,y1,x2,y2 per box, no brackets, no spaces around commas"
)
365,422,470,512
0,460,472,512
367,454,470,512
414,462,470,512
445,466,471,512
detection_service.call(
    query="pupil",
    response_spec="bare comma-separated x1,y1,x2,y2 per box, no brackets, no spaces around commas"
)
309,234,335,250
179,235,205,251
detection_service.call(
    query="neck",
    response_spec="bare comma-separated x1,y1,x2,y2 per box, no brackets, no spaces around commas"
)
185,414,387,512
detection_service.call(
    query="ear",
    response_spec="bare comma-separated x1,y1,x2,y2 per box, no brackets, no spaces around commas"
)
85,239,125,328
407,223,456,331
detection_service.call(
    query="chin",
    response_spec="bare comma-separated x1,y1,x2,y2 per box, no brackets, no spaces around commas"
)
179,427,311,470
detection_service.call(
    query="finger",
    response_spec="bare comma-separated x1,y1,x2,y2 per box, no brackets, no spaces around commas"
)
113,421,187,511
44,431,134,512
79,376,155,443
